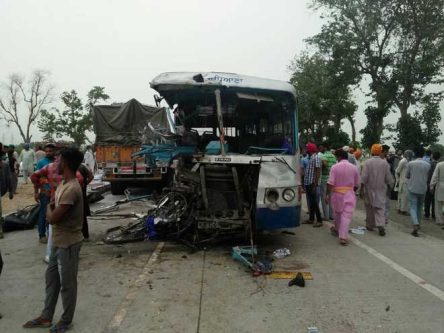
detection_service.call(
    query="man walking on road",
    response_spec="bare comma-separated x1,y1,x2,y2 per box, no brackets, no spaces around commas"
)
19,143,36,184
406,147,431,237
319,142,336,221
396,150,413,215
361,144,394,236
24,148,84,333
424,151,440,220
430,156,444,226
303,142,323,227
83,145,95,173
326,149,360,245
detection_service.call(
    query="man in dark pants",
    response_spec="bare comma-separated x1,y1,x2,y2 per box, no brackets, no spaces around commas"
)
424,151,440,220
23,148,84,333
303,142,323,227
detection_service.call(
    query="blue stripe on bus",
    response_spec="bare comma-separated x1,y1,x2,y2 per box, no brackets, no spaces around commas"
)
256,205,301,230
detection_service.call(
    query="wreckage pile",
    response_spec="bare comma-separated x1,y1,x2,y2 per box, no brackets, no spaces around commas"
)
102,163,255,249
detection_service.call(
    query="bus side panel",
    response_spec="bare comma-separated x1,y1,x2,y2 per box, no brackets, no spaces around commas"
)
256,206,301,230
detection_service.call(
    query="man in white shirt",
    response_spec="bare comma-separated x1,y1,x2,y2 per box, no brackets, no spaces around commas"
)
83,145,95,173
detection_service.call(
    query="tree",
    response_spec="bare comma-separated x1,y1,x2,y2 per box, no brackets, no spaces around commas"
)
38,87,109,146
290,52,357,146
309,0,444,147
0,70,54,143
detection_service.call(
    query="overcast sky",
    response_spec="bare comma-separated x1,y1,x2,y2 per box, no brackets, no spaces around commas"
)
0,0,442,145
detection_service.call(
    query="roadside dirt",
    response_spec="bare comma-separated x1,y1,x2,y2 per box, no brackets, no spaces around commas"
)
1,181,36,215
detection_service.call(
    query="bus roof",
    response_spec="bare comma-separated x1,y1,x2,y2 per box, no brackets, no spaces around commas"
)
150,72,296,98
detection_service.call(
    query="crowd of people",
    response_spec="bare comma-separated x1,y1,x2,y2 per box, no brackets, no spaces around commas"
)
0,142,95,332
301,142,444,244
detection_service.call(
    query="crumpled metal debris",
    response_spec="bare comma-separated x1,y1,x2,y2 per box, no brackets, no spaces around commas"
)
273,248,291,259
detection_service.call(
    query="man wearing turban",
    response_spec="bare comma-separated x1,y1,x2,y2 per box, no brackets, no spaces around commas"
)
303,142,323,226
360,144,394,236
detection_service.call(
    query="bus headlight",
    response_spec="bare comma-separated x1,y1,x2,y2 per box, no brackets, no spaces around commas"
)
266,189,279,203
283,188,295,202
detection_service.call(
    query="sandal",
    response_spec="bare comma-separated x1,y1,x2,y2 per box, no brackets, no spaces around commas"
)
378,227,386,236
313,222,323,228
330,226,338,236
49,322,70,333
23,316,52,328
339,239,348,246
302,220,314,224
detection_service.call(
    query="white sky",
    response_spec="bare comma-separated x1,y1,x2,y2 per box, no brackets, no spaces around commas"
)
0,0,442,145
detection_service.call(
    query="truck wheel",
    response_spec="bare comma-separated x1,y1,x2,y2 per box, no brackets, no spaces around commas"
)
110,182,125,195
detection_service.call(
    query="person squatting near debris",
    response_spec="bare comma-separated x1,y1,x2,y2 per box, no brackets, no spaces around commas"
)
303,142,323,227
396,150,414,215
0,142,14,239
31,144,57,244
424,151,440,220
360,144,394,236
406,147,431,237
24,148,84,333
19,143,36,184
319,142,336,221
326,149,360,245
430,157,444,227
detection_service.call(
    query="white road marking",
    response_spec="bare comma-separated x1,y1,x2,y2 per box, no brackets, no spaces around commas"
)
103,242,165,332
325,219,444,302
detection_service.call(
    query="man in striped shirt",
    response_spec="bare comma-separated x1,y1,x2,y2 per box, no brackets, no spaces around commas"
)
304,143,323,227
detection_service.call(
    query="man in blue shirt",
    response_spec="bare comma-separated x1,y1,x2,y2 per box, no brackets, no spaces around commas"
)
36,144,56,170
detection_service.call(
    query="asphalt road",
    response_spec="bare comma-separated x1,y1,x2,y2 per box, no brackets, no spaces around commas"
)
0,194,443,333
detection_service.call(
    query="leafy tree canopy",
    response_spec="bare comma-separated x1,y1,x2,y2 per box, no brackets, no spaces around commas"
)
309,0,444,148
290,52,357,146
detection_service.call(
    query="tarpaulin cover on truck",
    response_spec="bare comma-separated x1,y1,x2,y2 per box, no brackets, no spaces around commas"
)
93,98,167,144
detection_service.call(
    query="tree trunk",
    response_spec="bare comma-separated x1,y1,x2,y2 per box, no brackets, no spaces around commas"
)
347,115,356,144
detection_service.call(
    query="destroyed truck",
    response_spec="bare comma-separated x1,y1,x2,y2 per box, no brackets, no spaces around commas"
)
144,72,302,238
92,98,173,194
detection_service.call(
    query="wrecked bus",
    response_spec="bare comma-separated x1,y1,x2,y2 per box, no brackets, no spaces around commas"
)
149,72,301,233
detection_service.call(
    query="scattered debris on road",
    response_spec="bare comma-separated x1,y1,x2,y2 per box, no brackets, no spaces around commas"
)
273,248,291,259
288,272,305,287
350,226,367,235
